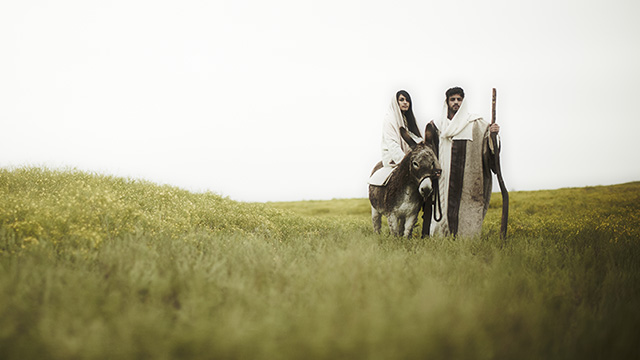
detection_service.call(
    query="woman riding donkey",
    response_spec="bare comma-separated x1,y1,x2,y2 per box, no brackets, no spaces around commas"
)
369,90,441,237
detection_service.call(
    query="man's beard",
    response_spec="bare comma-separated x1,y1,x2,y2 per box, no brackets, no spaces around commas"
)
448,106,459,118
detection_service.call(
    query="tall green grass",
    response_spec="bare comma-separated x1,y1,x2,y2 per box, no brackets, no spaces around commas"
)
1,167,638,359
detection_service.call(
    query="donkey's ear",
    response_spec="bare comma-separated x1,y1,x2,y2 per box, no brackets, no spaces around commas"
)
400,127,418,149
424,122,439,154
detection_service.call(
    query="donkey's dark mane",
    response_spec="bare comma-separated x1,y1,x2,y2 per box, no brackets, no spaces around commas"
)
385,143,427,202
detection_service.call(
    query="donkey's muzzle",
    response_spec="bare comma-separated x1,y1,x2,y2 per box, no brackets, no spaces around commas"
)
419,178,433,198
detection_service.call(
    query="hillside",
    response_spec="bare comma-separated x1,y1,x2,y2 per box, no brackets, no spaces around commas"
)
1,168,638,359
0,167,364,253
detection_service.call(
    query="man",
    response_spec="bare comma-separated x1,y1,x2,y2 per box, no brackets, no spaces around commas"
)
429,87,500,237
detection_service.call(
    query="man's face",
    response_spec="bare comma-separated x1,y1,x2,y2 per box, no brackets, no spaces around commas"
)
397,94,410,111
447,94,463,115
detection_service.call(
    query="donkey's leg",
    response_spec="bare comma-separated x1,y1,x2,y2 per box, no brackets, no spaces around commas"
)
397,217,406,237
403,214,419,238
371,207,382,234
387,214,400,236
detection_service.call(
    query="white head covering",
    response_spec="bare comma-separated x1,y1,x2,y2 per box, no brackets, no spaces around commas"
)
434,97,480,141
381,95,422,167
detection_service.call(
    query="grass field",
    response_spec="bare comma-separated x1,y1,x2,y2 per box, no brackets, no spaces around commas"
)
1,167,639,359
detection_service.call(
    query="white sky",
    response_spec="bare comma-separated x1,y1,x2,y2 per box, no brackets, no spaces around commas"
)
2,0,639,202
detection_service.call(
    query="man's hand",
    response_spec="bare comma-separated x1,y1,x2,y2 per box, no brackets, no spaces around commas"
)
489,123,500,134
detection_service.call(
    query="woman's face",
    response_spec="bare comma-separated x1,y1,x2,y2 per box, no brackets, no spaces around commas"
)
397,94,410,112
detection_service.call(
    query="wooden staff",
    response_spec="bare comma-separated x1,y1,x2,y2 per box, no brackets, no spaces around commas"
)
491,88,509,240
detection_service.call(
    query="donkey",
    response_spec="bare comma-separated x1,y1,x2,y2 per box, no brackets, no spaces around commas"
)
369,124,441,237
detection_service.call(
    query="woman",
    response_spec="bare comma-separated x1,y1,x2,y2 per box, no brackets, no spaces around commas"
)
369,90,423,186
381,90,423,167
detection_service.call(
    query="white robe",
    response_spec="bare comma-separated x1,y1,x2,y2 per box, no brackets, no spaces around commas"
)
369,95,422,186
381,96,422,167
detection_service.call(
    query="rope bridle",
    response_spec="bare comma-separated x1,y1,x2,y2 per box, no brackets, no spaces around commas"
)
421,173,442,238
431,175,442,222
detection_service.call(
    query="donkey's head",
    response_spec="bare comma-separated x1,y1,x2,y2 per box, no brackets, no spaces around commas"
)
400,124,442,197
